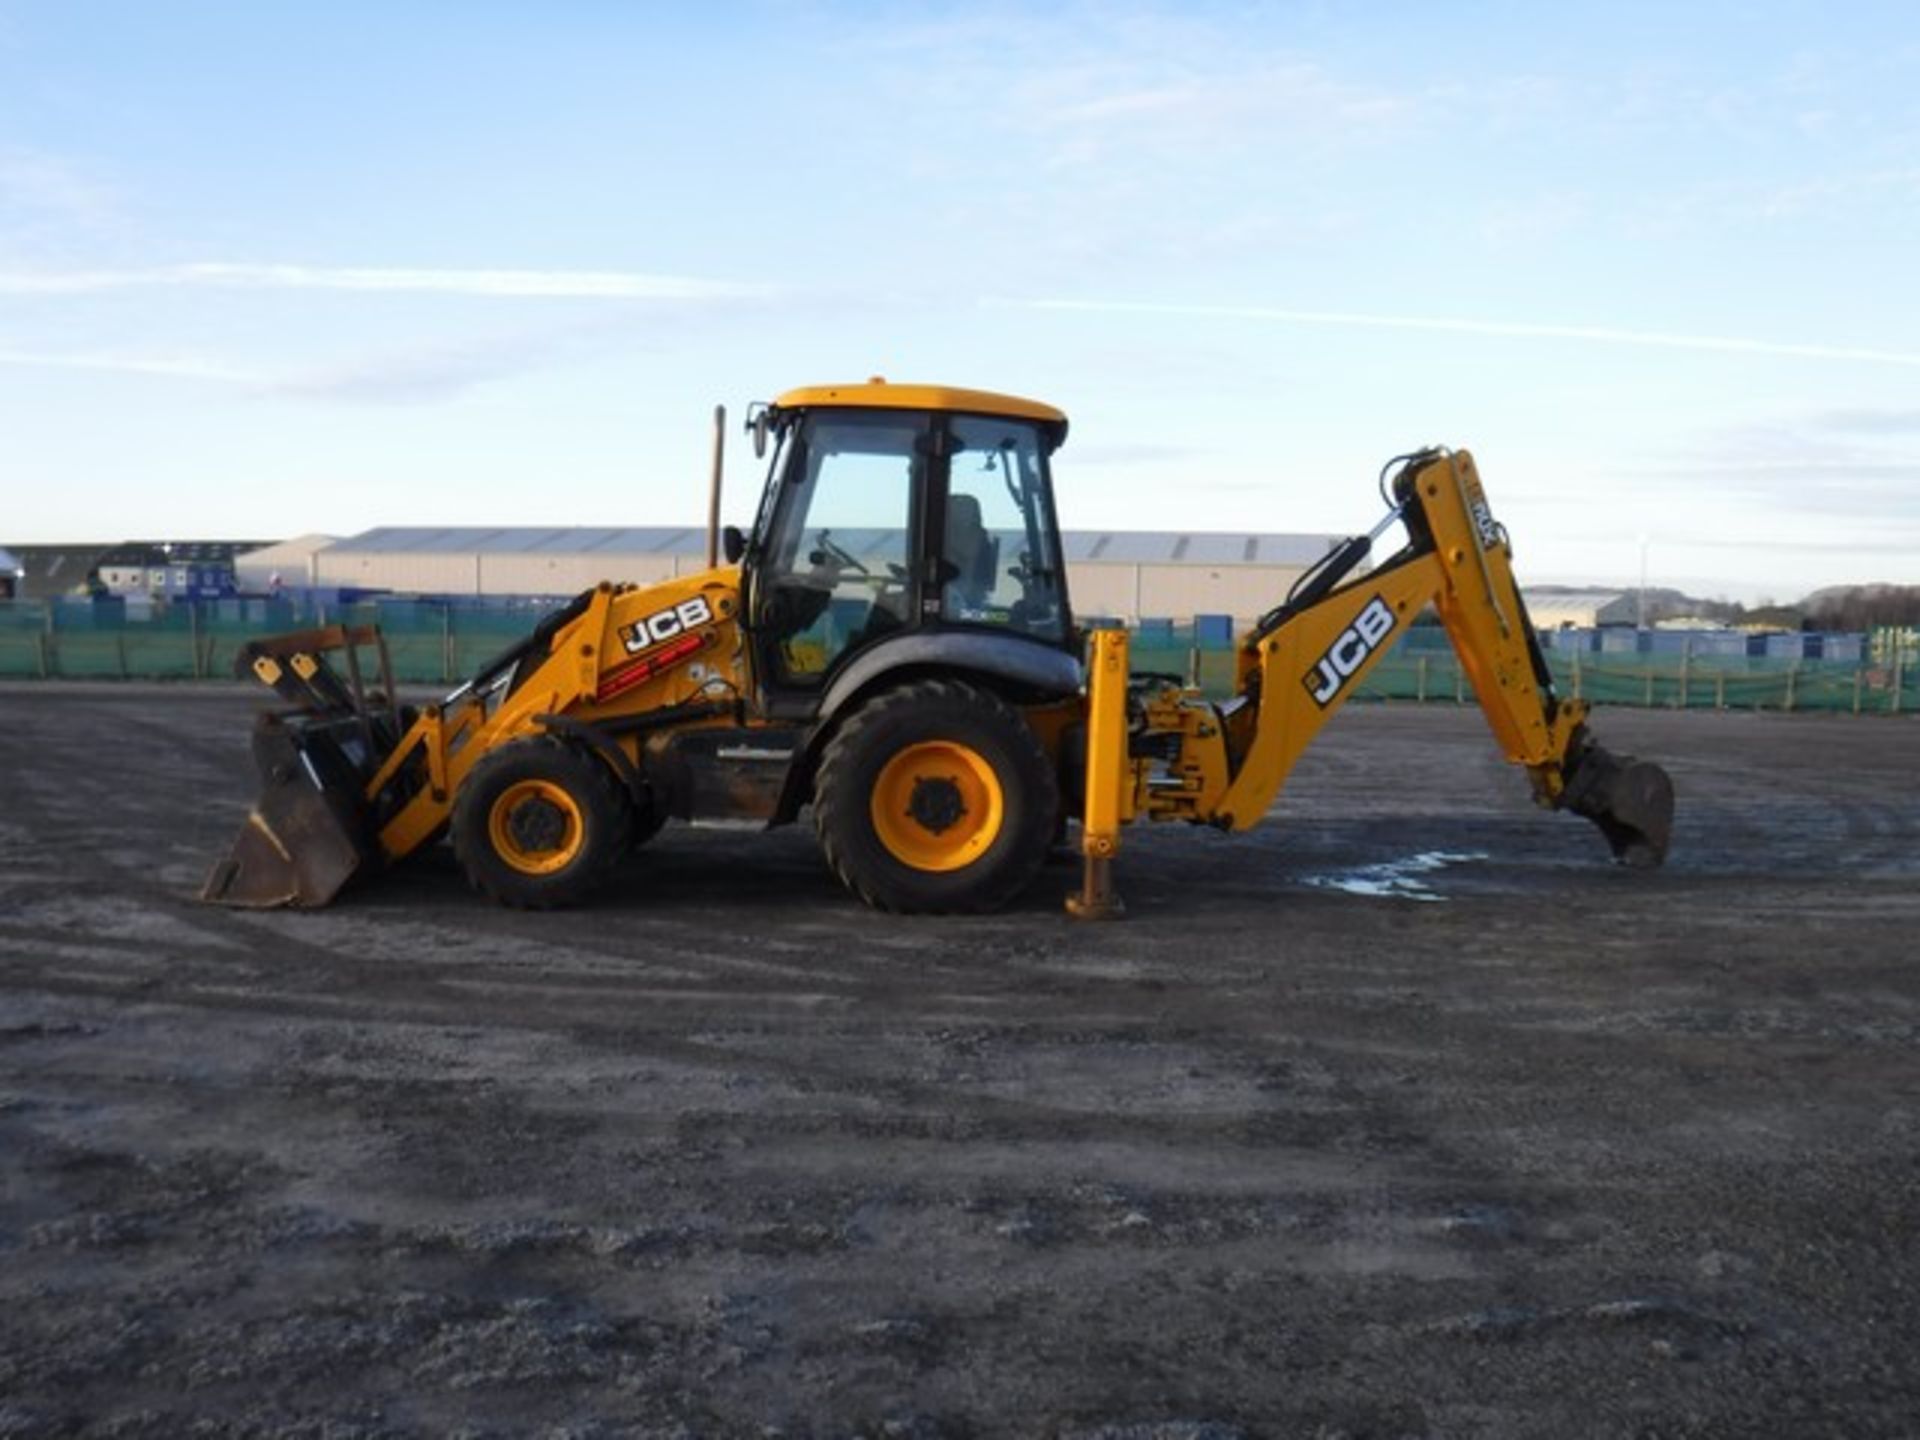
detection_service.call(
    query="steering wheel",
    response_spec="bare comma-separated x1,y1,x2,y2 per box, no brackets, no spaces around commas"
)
809,530,869,577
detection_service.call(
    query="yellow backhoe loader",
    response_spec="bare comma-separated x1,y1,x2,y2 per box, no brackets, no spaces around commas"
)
202,380,1673,918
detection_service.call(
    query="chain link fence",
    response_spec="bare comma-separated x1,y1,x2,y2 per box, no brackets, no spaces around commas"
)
0,597,541,685
3,598,1914,715
1127,623,1916,716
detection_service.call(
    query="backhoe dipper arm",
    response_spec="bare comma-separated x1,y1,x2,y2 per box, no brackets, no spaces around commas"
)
1069,448,1674,918
1219,449,1586,825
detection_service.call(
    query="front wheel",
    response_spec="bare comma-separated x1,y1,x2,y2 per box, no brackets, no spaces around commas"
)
451,739,631,908
813,680,1059,914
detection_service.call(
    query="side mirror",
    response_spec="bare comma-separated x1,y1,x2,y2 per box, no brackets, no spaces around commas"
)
722,525,747,564
746,403,772,459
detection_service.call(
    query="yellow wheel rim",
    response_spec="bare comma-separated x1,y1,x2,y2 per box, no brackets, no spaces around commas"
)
488,779,585,875
870,740,1004,872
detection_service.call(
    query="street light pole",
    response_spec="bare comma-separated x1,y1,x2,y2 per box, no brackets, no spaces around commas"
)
1636,533,1650,630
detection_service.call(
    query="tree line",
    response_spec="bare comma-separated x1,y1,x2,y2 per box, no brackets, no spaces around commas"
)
1800,585,1920,632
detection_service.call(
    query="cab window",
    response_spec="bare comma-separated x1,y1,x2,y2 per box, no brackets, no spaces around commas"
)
942,416,1065,642
755,412,922,684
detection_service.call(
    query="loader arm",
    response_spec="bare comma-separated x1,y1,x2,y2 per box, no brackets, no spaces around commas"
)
1069,448,1673,917
203,575,745,909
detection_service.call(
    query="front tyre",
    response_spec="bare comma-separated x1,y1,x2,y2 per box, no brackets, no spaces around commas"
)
814,680,1059,914
451,738,631,908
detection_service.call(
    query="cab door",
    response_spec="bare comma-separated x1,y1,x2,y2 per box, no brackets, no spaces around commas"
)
750,409,927,711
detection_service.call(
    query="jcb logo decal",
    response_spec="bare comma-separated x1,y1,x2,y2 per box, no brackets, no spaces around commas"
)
620,595,714,655
1465,477,1501,551
1303,596,1397,707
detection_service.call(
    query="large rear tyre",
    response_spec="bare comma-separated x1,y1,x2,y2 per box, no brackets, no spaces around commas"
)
451,739,632,908
814,680,1059,914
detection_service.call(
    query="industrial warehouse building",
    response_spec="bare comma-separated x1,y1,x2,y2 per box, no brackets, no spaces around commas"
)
235,526,1350,626
1524,590,1641,629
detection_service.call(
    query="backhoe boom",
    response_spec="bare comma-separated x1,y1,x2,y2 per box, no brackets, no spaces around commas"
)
1070,448,1673,917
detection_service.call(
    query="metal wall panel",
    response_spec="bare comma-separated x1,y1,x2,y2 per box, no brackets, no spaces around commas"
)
1065,563,1310,623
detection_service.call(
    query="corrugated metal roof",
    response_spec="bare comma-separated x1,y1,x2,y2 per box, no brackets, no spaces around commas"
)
1523,591,1637,626
331,526,1343,565
1059,532,1341,565
237,534,338,563
1524,589,1627,608
6,544,112,599
93,539,270,565
343,526,705,555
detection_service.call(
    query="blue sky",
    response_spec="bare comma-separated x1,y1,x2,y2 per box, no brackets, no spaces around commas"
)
2,1,1917,600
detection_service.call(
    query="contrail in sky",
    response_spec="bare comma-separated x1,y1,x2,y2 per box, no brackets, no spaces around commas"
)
0,347,260,383
0,263,768,300
1002,297,1920,369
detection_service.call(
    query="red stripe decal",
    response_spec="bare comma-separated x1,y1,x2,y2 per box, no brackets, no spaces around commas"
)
595,631,707,702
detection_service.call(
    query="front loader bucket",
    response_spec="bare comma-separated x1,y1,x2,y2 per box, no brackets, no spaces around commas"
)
201,716,380,908
201,624,405,908
1561,736,1675,868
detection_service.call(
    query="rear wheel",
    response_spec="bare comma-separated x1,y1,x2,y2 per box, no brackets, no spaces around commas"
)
814,680,1058,913
452,739,631,908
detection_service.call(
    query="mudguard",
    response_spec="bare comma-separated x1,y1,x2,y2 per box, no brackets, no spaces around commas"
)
816,630,1083,726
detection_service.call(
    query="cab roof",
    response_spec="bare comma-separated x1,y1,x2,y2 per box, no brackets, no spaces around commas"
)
772,378,1067,431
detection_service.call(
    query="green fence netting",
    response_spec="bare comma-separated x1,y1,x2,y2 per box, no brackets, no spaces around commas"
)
3,600,1915,716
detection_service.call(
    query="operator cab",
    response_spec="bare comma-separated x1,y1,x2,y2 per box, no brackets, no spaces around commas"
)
741,381,1074,713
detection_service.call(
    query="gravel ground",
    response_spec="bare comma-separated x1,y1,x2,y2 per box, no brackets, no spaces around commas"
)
1,684,1916,1438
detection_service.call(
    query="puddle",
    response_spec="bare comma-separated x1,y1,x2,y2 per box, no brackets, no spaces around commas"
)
1300,850,1489,903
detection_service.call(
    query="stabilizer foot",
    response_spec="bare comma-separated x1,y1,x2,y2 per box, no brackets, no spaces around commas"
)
1065,854,1126,920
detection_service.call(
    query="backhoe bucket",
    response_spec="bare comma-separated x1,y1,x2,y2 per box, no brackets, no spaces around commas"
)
200,717,379,908
1561,738,1674,867
201,624,401,909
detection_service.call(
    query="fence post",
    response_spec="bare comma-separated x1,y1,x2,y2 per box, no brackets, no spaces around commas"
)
1644,666,1654,707
1417,655,1429,702
189,601,203,679
1679,640,1690,710
1784,663,1797,713
1188,641,1200,689
1571,646,1582,700
1895,648,1906,715
117,631,129,680
1716,674,1725,711
442,604,454,684
1854,666,1864,716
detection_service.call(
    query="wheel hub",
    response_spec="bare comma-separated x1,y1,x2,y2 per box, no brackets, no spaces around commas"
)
906,775,966,834
484,776,588,878
868,738,1006,873
507,795,570,853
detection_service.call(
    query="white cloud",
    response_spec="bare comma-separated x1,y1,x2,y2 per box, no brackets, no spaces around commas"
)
997,297,1920,369
1808,407,1920,435
851,7,1410,172
0,145,116,225
0,346,259,384
0,262,772,300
